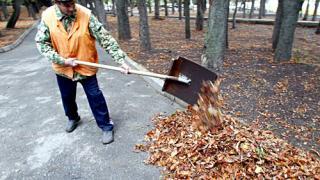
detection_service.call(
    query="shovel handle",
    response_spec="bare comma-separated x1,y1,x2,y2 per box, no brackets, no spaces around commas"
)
74,60,180,81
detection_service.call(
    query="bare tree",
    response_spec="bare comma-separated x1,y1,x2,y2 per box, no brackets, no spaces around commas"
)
232,0,239,29
316,20,320,34
147,0,152,13
138,0,152,50
242,0,246,18
272,0,283,50
312,0,319,21
0,0,9,20
178,0,182,20
171,0,175,14
6,0,23,28
249,0,255,18
303,0,310,20
258,0,265,19
196,0,204,31
116,0,131,40
202,0,229,71
79,0,108,29
184,0,191,38
154,0,160,19
274,0,302,62
164,0,168,16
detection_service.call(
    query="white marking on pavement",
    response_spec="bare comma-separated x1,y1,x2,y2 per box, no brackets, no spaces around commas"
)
35,96,52,104
27,133,78,170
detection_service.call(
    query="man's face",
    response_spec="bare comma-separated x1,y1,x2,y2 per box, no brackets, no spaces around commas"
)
56,1,75,16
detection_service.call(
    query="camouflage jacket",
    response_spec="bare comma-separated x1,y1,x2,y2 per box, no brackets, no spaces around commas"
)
35,5,126,80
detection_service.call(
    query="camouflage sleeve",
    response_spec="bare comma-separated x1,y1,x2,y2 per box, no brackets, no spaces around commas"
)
88,15,126,65
35,20,65,65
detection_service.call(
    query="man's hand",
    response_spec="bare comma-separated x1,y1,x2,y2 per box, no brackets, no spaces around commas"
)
120,63,130,74
64,58,78,67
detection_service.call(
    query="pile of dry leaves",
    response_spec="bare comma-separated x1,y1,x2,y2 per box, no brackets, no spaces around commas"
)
135,80,320,179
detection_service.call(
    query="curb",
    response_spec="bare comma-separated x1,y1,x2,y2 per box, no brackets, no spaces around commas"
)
166,16,318,27
124,57,189,108
0,20,40,53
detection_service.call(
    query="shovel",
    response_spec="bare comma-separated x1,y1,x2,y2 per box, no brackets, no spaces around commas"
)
74,57,217,105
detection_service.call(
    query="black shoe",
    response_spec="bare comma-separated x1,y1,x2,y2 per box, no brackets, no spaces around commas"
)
102,130,114,144
65,117,80,133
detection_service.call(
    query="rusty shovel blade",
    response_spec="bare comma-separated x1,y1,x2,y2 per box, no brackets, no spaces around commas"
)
162,57,218,105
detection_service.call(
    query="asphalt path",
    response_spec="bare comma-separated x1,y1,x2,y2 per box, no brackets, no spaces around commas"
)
0,29,181,179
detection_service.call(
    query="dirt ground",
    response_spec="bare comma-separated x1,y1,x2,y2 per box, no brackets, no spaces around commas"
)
1,13,319,153
107,16,320,153
0,6,39,47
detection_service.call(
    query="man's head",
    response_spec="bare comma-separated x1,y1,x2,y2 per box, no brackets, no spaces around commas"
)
55,0,75,16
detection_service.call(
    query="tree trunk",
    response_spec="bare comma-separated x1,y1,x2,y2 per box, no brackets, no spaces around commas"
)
154,0,160,19
0,1,9,20
129,0,134,16
184,0,191,39
25,0,37,20
6,0,23,28
112,0,117,16
171,0,175,14
232,0,238,29
312,0,319,21
178,0,182,20
138,0,152,50
164,0,168,16
258,0,265,19
196,0,204,31
82,0,108,29
147,0,152,13
242,0,246,18
272,0,283,50
316,20,320,34
303,0,310,20
274,0,301,62
202,0,228,71
249,0,255,18
226,0,230,49
116,0,131,40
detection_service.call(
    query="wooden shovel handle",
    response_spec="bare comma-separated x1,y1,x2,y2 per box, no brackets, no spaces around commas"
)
74,60,180,81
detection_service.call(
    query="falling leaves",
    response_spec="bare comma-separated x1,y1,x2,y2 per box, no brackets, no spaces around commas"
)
135,81,320,179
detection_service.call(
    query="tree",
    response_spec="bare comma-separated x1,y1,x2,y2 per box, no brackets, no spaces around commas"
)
6,0,23,28
249,0,255,18
178,0,182,20
154,0,160,19
258,0,265,19
232,0,239,29
79,0,108,28
242,0,246,18
112,0,116,16
116,0,131,40
312,0,319,21
196,0,204,31
138,0,151,50
202,0,228,71
129,0,134,16
184,0,190,39
303,0,309,20
164,0,168,16
274,0,302,62
147,0,152,13
0,0,9,20
316,20,320,34
272,0,283,50
171,0,175,14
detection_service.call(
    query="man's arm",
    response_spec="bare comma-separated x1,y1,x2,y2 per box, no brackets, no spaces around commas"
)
35,20,65,65
88,15,127,65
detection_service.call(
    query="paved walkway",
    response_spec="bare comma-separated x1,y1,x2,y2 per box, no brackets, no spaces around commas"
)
0,28,181,179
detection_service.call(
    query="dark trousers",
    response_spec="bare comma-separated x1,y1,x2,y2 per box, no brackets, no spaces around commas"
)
56,74,113,131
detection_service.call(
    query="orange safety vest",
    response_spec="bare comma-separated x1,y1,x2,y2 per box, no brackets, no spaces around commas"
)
42,4,98,79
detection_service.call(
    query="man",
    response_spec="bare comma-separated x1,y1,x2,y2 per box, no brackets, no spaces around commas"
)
35,0,130,144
